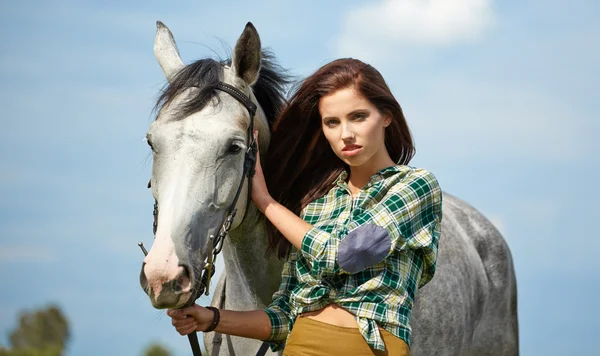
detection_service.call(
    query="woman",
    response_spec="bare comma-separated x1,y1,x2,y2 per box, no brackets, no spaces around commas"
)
167,58,442,355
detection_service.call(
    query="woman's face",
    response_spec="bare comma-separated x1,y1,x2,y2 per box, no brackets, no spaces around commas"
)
319,87,391,168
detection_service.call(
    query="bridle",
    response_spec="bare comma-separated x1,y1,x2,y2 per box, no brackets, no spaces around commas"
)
139,81,267,356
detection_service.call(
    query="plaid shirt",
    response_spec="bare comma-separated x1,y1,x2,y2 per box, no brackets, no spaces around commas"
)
264,165,442,351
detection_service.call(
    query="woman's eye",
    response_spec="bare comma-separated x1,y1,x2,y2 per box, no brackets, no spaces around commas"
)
228,144,242,154
324,120,339,127
353,113,367,120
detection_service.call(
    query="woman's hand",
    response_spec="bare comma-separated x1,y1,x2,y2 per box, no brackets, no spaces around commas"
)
249,131,313,250
251,130,275,212
169,308,274,340
167,304,213,335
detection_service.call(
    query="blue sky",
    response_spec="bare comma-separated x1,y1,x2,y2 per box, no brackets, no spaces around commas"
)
0,0,598,355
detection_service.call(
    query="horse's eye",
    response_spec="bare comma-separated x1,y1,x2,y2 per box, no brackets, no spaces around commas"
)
228,144,242,154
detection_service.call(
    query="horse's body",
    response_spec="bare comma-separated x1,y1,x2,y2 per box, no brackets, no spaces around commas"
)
140,22,518,356
410,193,518,355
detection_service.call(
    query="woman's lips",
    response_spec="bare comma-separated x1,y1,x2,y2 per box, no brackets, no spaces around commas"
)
341,145,363,157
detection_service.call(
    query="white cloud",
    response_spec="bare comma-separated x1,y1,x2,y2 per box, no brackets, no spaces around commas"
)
337,0,494,57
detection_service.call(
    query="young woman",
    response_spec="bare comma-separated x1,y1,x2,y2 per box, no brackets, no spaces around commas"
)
167,58,442,355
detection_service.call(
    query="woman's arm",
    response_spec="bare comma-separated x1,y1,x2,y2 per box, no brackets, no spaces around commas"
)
251,131,311,251
259,198,312,251
168,306,272,339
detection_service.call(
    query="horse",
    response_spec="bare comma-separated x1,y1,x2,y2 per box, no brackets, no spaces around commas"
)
139,21,519,356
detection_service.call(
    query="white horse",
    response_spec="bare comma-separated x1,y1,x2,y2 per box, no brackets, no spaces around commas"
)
140,22,519,356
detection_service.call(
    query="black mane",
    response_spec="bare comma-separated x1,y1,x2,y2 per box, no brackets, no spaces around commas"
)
154,50,291,128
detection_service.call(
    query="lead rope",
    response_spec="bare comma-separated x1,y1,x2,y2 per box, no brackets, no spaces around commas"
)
210,279,226,356
211,280,270,356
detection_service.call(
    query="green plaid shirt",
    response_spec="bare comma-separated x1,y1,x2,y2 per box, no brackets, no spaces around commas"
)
264,165,442,351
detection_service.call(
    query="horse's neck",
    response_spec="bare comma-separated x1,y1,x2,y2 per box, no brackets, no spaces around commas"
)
221,204,283,309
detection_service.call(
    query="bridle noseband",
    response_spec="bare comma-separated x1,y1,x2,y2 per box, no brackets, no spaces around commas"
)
139,81,262,356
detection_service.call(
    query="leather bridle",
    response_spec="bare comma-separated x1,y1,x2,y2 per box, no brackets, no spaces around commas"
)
140,81,268,356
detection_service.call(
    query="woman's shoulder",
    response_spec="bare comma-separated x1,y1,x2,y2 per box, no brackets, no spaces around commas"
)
383,165,441,202
385,165,439,186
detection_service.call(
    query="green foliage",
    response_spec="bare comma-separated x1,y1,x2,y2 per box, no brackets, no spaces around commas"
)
142,343,172,356
2,304,180,356
0,345,61,356
3,304,69,356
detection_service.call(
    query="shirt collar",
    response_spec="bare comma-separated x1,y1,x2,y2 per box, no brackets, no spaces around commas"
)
335,165,408,188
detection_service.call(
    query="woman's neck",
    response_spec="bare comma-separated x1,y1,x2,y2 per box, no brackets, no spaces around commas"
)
347,149,395,196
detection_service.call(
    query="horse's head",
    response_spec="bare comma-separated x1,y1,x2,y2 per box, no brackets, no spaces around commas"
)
139,21,285,309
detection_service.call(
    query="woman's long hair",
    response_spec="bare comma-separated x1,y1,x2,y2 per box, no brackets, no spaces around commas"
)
264,58,415,258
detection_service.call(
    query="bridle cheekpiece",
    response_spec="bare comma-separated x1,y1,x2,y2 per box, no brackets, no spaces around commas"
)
139,80,259,356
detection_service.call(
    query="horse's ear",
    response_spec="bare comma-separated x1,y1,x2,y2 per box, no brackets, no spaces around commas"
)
231,22,261,85
154,21,184,82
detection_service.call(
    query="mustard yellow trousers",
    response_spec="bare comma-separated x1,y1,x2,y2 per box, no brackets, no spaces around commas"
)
282,317,410,356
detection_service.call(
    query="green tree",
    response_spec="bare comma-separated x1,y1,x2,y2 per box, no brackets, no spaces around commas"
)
1,304,69,356
142,343,172,356
0,346,61,356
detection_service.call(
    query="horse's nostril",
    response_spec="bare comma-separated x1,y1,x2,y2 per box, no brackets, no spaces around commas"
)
173,280,182,293
139,262,149,291
178,264,191,279
177,264,192,293
184,265,191,278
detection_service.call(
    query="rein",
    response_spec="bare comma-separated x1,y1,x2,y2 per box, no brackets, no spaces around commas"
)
139,81,269,356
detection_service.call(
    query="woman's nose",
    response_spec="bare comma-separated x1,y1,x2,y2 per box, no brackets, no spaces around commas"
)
341,123,354,140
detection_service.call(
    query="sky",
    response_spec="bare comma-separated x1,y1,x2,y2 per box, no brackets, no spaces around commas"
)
0,0,598,355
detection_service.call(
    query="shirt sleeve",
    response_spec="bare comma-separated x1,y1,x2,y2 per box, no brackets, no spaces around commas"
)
300,169,442,281
262,249,299,351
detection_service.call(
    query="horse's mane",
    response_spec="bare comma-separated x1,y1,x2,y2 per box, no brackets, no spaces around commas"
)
154,50,290,128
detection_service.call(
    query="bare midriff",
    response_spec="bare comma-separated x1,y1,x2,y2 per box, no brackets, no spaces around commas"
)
299,303,359,328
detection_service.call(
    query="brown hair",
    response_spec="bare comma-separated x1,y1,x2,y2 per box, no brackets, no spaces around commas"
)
264,58,415,258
